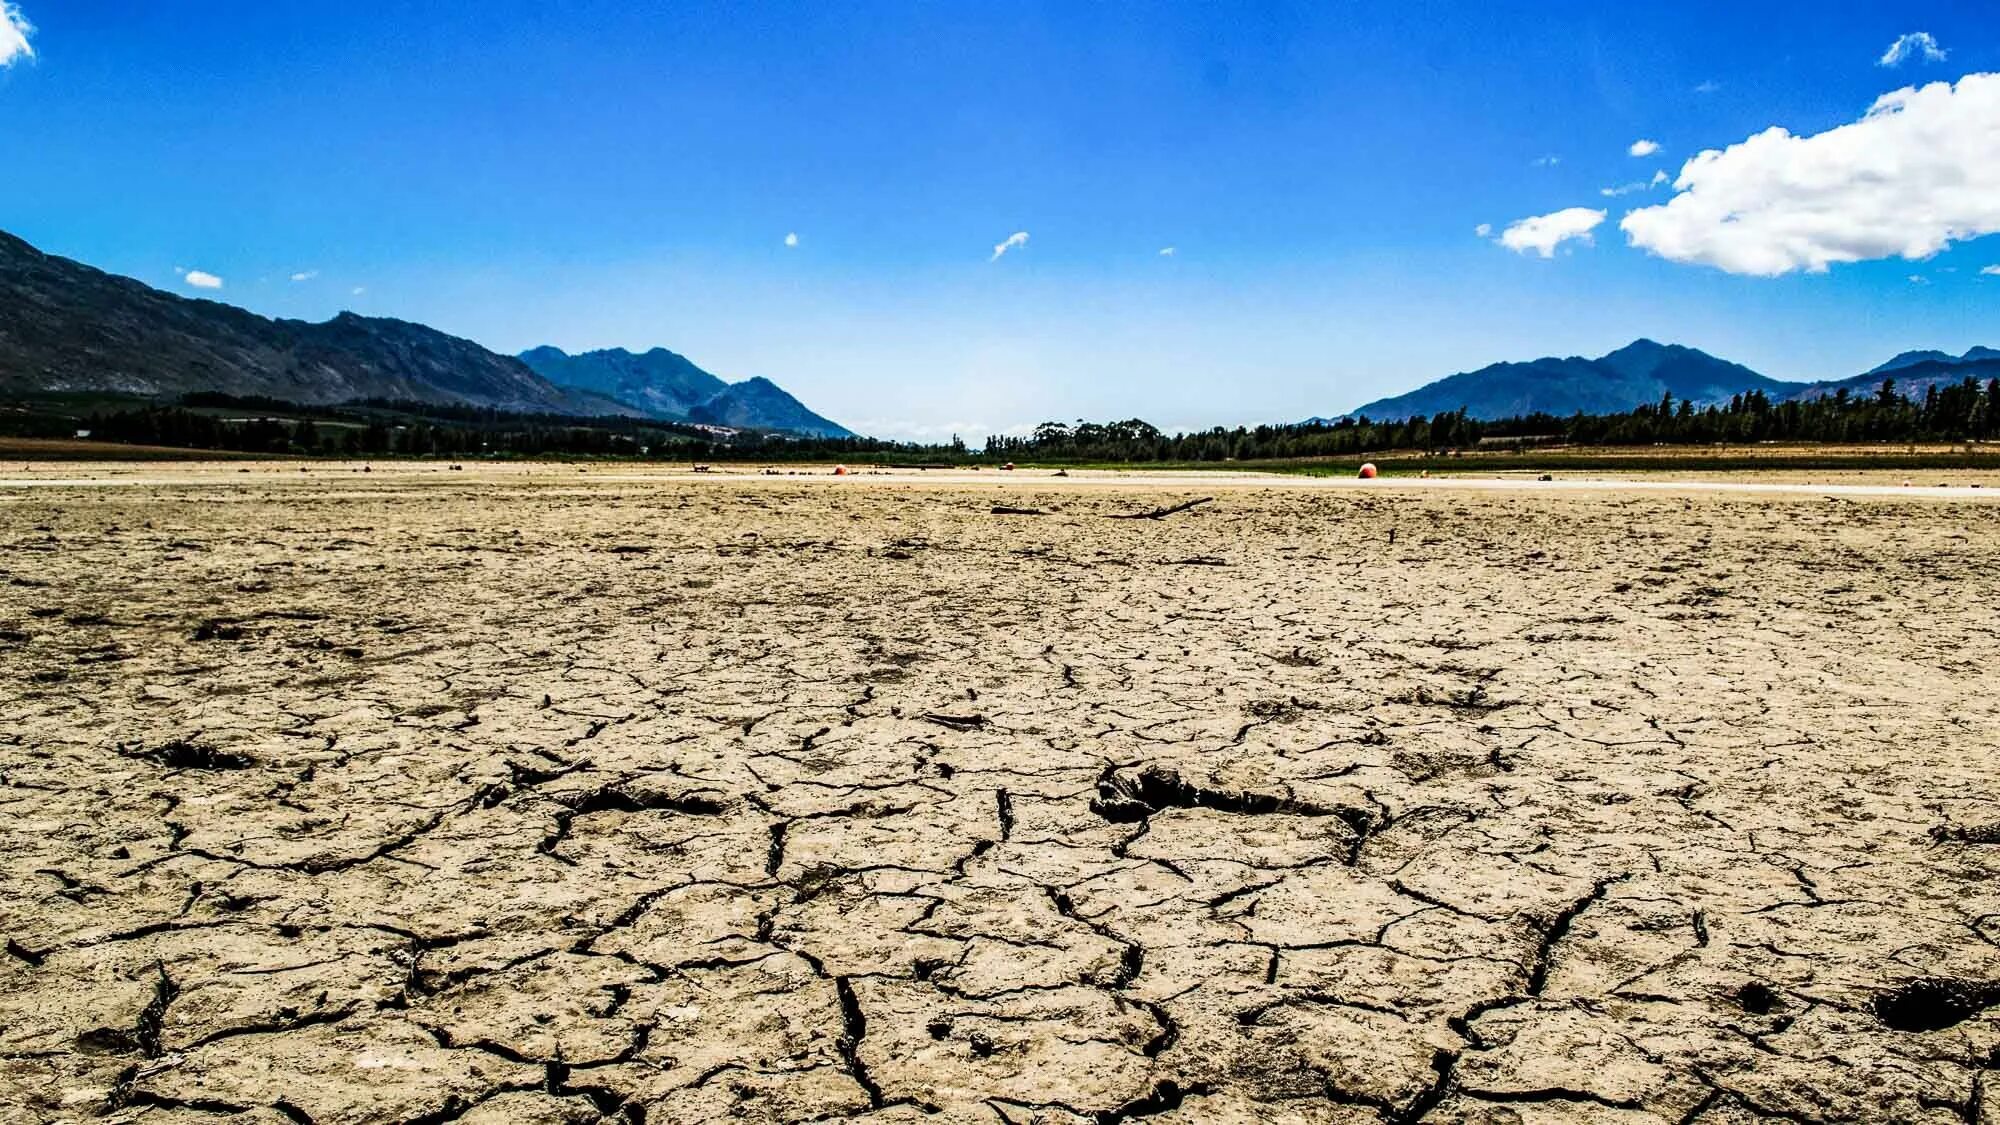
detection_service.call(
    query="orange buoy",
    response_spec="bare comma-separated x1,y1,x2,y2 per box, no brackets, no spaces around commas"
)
1358,463,1378,479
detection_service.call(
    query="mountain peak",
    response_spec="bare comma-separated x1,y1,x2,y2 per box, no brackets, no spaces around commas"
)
516,347,851,437
1336,340,1792,422
0,227,588,413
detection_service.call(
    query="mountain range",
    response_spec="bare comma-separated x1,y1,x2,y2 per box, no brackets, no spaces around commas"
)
517,347,851,437
0,229,851,436
1325,339,2000,423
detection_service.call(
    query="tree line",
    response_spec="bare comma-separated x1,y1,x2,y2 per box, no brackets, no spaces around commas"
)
14,375,2000,462
984,376,2000,462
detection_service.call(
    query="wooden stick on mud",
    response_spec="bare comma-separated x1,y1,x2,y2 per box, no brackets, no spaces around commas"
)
1107,496,1213,520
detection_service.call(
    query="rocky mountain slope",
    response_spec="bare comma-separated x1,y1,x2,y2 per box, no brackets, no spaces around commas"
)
520,347,853,437
0,230,617,415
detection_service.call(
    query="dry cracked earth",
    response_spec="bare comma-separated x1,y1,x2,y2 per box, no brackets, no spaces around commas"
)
4,469,2000,1125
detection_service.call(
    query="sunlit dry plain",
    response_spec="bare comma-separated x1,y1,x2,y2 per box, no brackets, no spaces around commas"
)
4,463,2000,1124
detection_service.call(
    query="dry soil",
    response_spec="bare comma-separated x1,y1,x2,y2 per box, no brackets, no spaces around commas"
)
4,466,2000,1124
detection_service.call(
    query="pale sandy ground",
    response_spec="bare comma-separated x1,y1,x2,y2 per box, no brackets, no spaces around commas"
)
4,464,2000,1124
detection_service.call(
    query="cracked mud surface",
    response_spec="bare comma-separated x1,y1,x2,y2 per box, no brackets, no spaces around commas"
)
4,469,2000,1124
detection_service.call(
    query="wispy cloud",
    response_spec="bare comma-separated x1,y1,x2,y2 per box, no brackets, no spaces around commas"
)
1498,207,1606,258
0,3,32,68
1623,73,2000,276
289,270,319,283
1879,32,1946,68
1629,139,1661,157
1531,154,1561,167
182,269,223,290
1983,265,2000,276
1157,246,1176,257
990,231,1029,261
351,286,366,296
1695,80,1722,95
783,232,799,248
1908,274,1930,285
1473,223,1493,238
1600,170,1669,197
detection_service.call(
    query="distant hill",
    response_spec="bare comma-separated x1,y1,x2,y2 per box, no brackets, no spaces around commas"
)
520,346,853,438
517,346,727,419
1329,340,1796,422
689,376,852,437
1792,353,2000,402
0,229,618,415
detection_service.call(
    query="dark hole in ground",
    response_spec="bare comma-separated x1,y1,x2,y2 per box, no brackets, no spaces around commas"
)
1737,981,1778,1015
1874,978,2000,1032
191,619,245,642
122,740,254,771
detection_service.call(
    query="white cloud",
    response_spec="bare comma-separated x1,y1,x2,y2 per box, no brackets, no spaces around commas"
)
1473,223,1493,238
1158,246,1175,257
1532,154,1561,167
0,3,32,68
1983,265,2000,276
1908,274,1930,284
1695,80,1722,95
1498,207,1606,258
990,231,1029,261
1622,73,2000,276
783,232,799,248
1600,171,1670,197
351,286,366,296
1880,32,1946,68
182,270,223,290
289,270,318,283
1629,139,1662,157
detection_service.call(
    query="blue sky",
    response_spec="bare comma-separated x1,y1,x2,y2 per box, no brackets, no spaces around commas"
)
3,1,1997,439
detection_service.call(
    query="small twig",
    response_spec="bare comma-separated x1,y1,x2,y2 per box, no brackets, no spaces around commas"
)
1107,497,1213,520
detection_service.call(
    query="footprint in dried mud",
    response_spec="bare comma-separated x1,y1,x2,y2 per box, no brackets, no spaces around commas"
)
118,739,253,771
1930,823,2000,845
1089,764,1368,832
1873,978,2000,1032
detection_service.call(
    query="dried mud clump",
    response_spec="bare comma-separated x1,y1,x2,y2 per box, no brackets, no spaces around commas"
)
2,469,1999,1123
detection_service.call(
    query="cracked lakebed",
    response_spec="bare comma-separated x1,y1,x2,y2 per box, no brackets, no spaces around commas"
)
3,471,1999,1123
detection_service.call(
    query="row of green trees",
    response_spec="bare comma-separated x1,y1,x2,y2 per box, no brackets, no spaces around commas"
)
68,398,946,461
35,374,2000,462
984,377,2000,461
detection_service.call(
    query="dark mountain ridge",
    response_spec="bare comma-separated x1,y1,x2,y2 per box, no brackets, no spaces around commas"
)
516,345,727,419
516,347,854,438
1326,339,1999,423
0,229,852,435
0,230,615,414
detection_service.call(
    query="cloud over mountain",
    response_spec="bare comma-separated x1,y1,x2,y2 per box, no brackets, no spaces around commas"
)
1621,73,2000,276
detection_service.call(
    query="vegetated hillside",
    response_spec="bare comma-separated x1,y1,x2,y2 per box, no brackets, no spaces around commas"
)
1331,339,1796,422
521,347,854,437
1328,338,2000,423
0,229,626,415
689,377,853,438
517,346,728,419
1865,346,2000,376
1801,351,2000,401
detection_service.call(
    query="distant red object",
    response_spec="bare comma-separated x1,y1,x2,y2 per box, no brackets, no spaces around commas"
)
1358,463,1378,479
1002,462,1016,471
